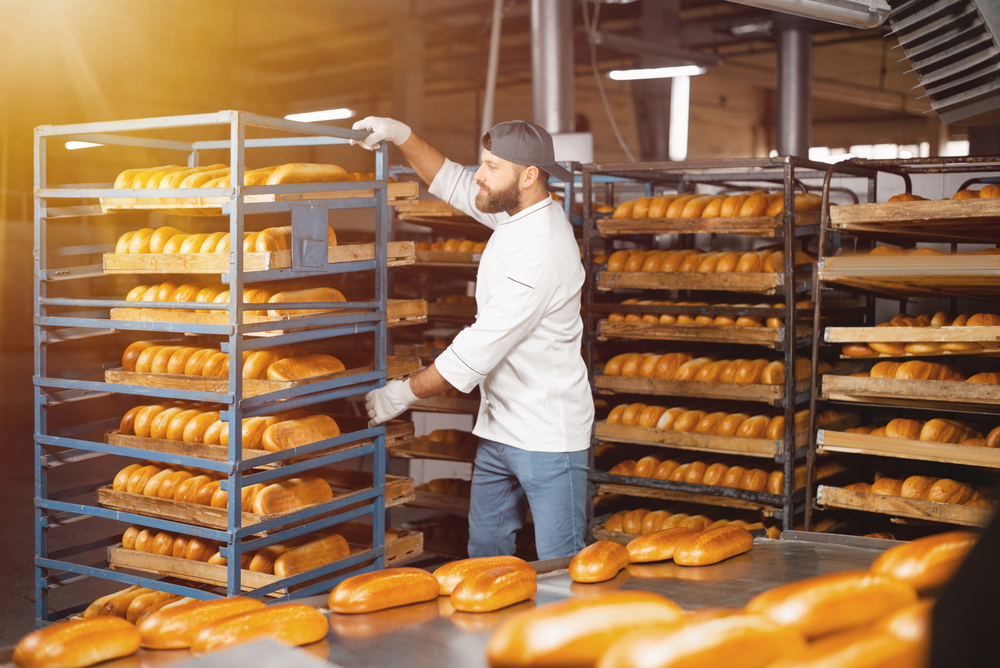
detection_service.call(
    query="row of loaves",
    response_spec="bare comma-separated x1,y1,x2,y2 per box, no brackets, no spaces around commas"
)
611,191,822,219
608,454,844,494
842,311,1000,357
415,239,488,253
860,245,1000,257
608,299,812,327
603,506,779,539
114,162,372,189
124,282,347,316
887,184,1000,201
842,417,1000,448
115,224,337,254
606,402,843,438
844,475,992,509
112,462,332,514
122,341,345,380
602,352,831,384
604,248,812,273
853,359,1000,384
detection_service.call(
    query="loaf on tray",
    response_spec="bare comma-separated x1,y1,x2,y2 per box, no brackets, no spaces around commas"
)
607,299,813,327
836,417,997,447
842,310,1000,357
611,191,821,219
13,616,141,668
120,341,345,380
328,567,441,613
115,224,338,254
842,473,992,508
415,238,487,253
604,247,814,273
601,353,829,384
605,402,842,438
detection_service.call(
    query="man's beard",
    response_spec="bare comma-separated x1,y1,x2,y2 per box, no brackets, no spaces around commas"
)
475,179,521,214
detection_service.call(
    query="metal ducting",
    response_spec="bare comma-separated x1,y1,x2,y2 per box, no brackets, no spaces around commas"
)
724,0,891,29
888,0,1000,125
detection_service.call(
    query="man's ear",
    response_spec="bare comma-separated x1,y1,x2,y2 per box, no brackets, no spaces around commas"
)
520,165,540,190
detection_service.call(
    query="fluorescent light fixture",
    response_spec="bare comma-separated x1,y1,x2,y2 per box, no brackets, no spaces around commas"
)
609,65,707,81
723,0,890,29
65,141,102,150
668,76,690,162
284,108,356,123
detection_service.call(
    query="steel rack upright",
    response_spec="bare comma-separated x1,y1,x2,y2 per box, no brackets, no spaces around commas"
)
581,157,872,537
32,110,414,625
809,155,1000,534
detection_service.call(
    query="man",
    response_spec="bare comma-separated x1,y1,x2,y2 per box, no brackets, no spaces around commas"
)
354,116,593,560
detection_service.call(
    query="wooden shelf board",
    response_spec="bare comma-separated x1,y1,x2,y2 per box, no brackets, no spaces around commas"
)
819,256,1000,301
389,437,477,463
593,373,811,405
407,490,470,514
599,321,809,347
822,374,1000,408
829,198,1000,243
597,210,819,238
595,414,859,459
427,302,477,320
100,181,419,215
817,429,1000,469
103,241,415,275
816,485,992,528
825,324,1000,344
104,355,420,399
594,482,780,513
109,299,427,334
598,271,792,295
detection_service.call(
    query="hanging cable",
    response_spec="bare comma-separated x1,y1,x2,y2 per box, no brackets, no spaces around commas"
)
581,0,637,162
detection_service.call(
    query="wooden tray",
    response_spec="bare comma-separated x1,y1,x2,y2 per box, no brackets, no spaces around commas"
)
389,436,478,463
591,525,638,545
104,356,421,399
407,490,470,514
593,481,780,514
829,198,1000,243
826,325,1000,359
103,240,415,275
106,525,423,592
821,374,1000,411
817,429,1000,468
599,321,811,347
427,302,477,320
414,250,481,267
597,210,820,238
594,414,859,459
392,344,440,364
818,255,1000,300
598,271,803,295
105,417,413,467
109,299,427,334
100,181,419,215
409,394,480,414
593,373,813,406
96,472,414,532
816,485,993,528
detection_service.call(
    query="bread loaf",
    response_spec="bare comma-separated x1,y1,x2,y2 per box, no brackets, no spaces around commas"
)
485,591,684,668
569,541,631,583
265,354,345,381
427,555,529,595
595,614,805,668
871,477,903,496
763,626,923,668
259,414,341,452
251,477,333,516
900,475,937,499
13,616,141,668
672,525,753,566
746,570,917,638
870,530,977,594
328,567,441,613
451,565,537,613
190,603,328,653
626,528,700,563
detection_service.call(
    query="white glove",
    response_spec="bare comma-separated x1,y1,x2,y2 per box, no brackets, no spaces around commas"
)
351,116,412,151
366,379,418,426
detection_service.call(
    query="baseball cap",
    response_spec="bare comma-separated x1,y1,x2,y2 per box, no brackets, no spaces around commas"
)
483,120,574,183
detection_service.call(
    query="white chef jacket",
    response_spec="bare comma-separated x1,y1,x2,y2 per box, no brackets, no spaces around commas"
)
429,159,593,453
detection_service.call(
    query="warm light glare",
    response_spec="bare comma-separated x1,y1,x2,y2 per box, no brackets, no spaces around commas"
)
284,108,357,122
65,141,103,150
668,76,690,162
608,65,707,81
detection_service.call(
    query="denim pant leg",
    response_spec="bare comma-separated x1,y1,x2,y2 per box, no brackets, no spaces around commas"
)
504,447,588,560
467,439,529,558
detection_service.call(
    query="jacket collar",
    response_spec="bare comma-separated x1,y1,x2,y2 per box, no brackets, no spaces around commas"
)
498,195,553,225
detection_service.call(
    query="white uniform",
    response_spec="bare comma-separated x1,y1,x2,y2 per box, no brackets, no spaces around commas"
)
429,158,593,453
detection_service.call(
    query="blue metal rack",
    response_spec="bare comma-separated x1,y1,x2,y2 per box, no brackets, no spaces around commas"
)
33,110,393,625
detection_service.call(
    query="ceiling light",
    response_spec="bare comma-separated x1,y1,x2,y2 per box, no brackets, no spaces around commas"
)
65,141,102,150
608,65,707,81
284,108,357,123
723,0,890,29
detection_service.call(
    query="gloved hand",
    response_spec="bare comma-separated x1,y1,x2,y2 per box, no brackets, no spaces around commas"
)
366,379,419,426
351,116,412,151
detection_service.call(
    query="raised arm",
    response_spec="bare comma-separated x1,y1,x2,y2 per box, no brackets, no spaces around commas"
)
351,116,445,186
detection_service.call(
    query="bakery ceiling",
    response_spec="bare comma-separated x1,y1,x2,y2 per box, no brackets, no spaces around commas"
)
723,0,891,28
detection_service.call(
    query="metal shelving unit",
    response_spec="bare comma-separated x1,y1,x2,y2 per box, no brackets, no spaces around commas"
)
809,155,1000,532
32,110,403,625
581,157,869,535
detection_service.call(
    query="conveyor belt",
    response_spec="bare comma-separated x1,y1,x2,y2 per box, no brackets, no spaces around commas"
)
0,533,893,668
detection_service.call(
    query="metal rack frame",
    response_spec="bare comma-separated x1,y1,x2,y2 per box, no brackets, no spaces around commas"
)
33,110,393,625
807,155,1000,529
581,156,872,534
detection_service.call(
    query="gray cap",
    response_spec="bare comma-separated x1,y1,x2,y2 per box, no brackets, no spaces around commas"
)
484,120,574,183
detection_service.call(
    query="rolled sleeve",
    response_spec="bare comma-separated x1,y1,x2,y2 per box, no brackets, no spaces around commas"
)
435,251,548,393
428,159,504,230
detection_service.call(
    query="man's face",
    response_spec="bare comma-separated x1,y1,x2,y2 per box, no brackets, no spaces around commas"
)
474,149,523,214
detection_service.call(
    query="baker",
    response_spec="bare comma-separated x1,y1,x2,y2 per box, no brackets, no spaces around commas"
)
354,116,593,560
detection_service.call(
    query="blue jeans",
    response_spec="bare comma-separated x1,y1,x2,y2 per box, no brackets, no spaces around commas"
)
467,438,588,560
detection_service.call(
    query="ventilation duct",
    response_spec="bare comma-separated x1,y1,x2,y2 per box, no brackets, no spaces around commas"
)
724,0,891,29
888,0,1000,125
